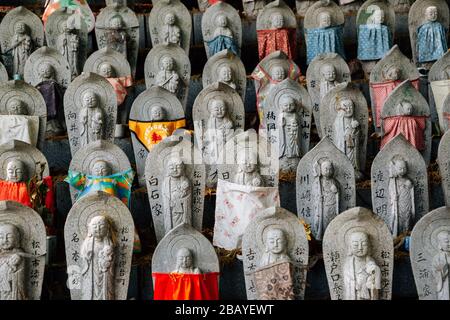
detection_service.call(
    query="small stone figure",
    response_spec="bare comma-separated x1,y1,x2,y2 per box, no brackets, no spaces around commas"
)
388,156,415,237
6,98,27,116
333,97,362,180
35,63,64,136
278,95,301,159
149,105,166,122
162,155,192,233
105,15,128,59
233,152,264,187
10,22,33,77
260,228,291,266
343,231,381,300
243,0,267,17
416,6,448,64
357,8,392,61
79,90,105,147
319,63,338,99
80,215,115,300
312,158,339,240
0,223,26,300
206,14,237,57
172,247,201,274
57,21,80,78
432,230,450,300
5,159,25,183
155,56,180,95
217,65,236,90
162,13,181,46
203,98,234,164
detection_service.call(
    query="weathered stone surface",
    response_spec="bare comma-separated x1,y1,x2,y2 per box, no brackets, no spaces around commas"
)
83,47,132,78
0,62,8,83
429,51,450,132
437,130,450,206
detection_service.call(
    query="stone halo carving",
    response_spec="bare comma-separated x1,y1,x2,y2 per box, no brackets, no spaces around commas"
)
83,47,132,78
304,0,345,29
254,51,300,81
95,4,139,29
0,140,50,181
24,46,71,88
0,6,44,47
381,80,430,118
429,51,450,81
45,8,88,46
256,0,297,30
0,81,46,117
0,62,8,82
255,208,296,252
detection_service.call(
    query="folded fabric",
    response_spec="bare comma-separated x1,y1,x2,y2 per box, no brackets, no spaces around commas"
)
416,21,448,63
0,180,32,207
152,272,220,300
431,79,450,126
357,24,392,61
306,25,345,64
0,115,40,146
254,261,295,300
381,115,428,150
65,168,135,206
107,76,133,106
36,80,64,119
128,118,186,151
213,179,280,250
207,35,238,57
370,79,420,127
257,28,296,61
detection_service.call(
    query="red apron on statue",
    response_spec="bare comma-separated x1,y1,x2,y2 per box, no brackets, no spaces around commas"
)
257,28,296,61
152,272,220,300
107,76,133,106
0,180,32,207
371,79,420,127
381,115,427,150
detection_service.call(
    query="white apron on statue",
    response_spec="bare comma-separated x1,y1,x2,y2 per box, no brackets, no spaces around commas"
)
431,79,450,130
0,115,39,146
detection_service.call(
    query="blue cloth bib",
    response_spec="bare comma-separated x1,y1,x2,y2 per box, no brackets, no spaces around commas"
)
417,21,448,63
357,24,392,60
207,35,238,57
306,25,345,64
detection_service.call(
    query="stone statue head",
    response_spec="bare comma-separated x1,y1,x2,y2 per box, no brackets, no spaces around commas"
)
270,12,284,29
315,157,334,178
14,21,28,35
109,15,124,29
166,155,185,178
279,95,297,113
161,56,175,71
270,65,286,81
382,65,401,81
87,215,110,240
164,12,176,26
208,98,228,119
396,101,413,116
437,230,450,253
149,104,166,121
348,231,370,257
216,14,228,28
90,160,112,177
6,98,27,115
390,155,408,178
6,159,26,183
321,63,336,82
82,90,99,109
218,65,233,83
98,62,116,78
90,110,104,134
167,73,180,93
175,247,194,269
0,223,20,251
237,151,258,174
264,227,288,255
367,8,385,25
318,11,332,28
38,62,55,81
425,6,438,22
336,97,354,117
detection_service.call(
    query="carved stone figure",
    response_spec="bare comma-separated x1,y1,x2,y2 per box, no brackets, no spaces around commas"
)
428,51,450,132
304,0,345,64
306,53,351,134
242,207,309,300
410,206,450,299
256,0,297,60
0,63,8,83
145,135,205,242
323,207,394,300
202,2,241,58
437,130,450,206
296,137,355,241
356,0,395,68
64,73,117,156
57,22,80,78
144,44,190,109
242,0,267,17
234,151,264,187
372,134,429,236
0,7,44,79
149,0,192,54
0,201,46,300
409,0,449,67
380,80,431,163
152,224,220,300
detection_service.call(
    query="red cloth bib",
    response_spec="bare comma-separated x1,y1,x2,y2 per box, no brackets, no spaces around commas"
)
381,115,427,150
257,28,296,61
0,180,32,207
152,272,220,300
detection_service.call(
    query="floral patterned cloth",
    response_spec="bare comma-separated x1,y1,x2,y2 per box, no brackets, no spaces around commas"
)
416,21,448,63
254,261,295,300
357,24,392,61
257,28,297,61
305,25,345,64
431,79,450,126
213,179,280,250
106,76,133,106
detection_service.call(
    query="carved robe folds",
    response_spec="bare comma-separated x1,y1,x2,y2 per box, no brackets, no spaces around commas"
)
432,251,450,300
381,115,427,150
162,175,191,233
257,28,296,60
370,79,420,128
254,261,295,300
357,24,392,61
306,26,345,64
152,272,220,300
417,21,448,63
343,256,381,300
0,249,26,300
